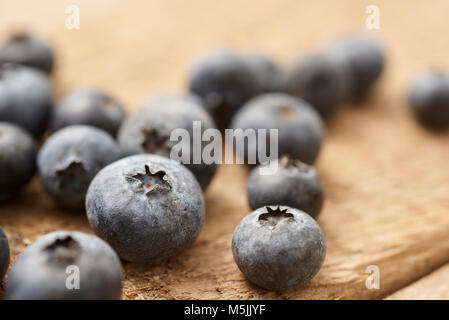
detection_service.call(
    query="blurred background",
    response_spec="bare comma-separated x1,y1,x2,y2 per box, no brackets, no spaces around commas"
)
0,0,448,108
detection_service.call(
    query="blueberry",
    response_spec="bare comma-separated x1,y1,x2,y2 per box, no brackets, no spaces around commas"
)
5,231,122,300
86,154,205,263
408,71,449,130
0,32,54,73
247,156,324,218
0,64,53,137
0,226,10,282
232,205,326,291
188,49,260,128
0,122,37,201
283,53,347,119
245,52,280,92
118,94,217,190
50,88,126,137
327,35,384,101
37,125,119,210
230,93,324,165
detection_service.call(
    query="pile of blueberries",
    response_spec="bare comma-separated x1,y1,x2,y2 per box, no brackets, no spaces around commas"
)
0,31,447,299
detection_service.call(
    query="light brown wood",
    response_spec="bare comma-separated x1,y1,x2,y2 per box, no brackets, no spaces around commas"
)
386,264,449,300
1,0,449,299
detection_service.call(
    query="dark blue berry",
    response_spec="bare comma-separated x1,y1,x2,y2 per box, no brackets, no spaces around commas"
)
283,53,347,119
0,64,53,137
188,49,260,128
118,94,217,190
0,122,37,201
231,93,324,165
86,154,205,263
37,125,119,210
232,206,326,291
409,71,449,130
247,156,324,218
0,32,54,74
5,231,122,300
327,35,384,101
246,52,280,92
50,88,126,137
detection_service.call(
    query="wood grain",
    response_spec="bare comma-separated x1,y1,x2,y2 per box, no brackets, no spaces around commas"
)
1,0,449,299
386,264,449,300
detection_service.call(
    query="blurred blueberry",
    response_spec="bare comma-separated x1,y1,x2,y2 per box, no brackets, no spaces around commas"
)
283,53,347,119
409,71,449,130
328,35,385,101
0,32,54,73
231,93,324,165
0,122,37,201
0,64,52,137
51,88,126,137
188,49,260,128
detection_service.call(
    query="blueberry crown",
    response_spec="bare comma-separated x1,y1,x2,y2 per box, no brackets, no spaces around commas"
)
131,165,171,195
258,206,294,228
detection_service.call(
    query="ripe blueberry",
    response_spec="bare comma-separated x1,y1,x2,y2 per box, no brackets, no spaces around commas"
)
0,32,54,74
408,71,449,130
0,226,10,282
283,53,347,119
5,231,122,300
327,35,384,101
0,63,53,137
86,154,205,263
247,156,324,218
37,125,119,210
245,52,280,92
231,93,324,165
50,88,126,137
118,94,217,190
0,122,37,202
232,205,326,291
188,49,260,128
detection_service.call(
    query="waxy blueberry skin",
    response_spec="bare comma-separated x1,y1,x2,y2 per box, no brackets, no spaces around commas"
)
283,53,347,119
0,33,54,74
0,122,37,201
5,231,123,300
85,154,205,263
0,226,10,282
232,206,326,291
51,88,126,137
246,52,281,93
231,93,324,165
118,94,217,190
188,49,260,128
0,64,53,138
408,71,449,130
247,156,324,218
37,125,119,210
327,36,384,101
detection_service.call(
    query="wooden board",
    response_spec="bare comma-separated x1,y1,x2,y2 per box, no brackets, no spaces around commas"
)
386,264,449,300
1,0,449,299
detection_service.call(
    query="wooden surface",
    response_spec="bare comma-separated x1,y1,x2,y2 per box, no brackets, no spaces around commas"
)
1,0,449,299
386,264,449,300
